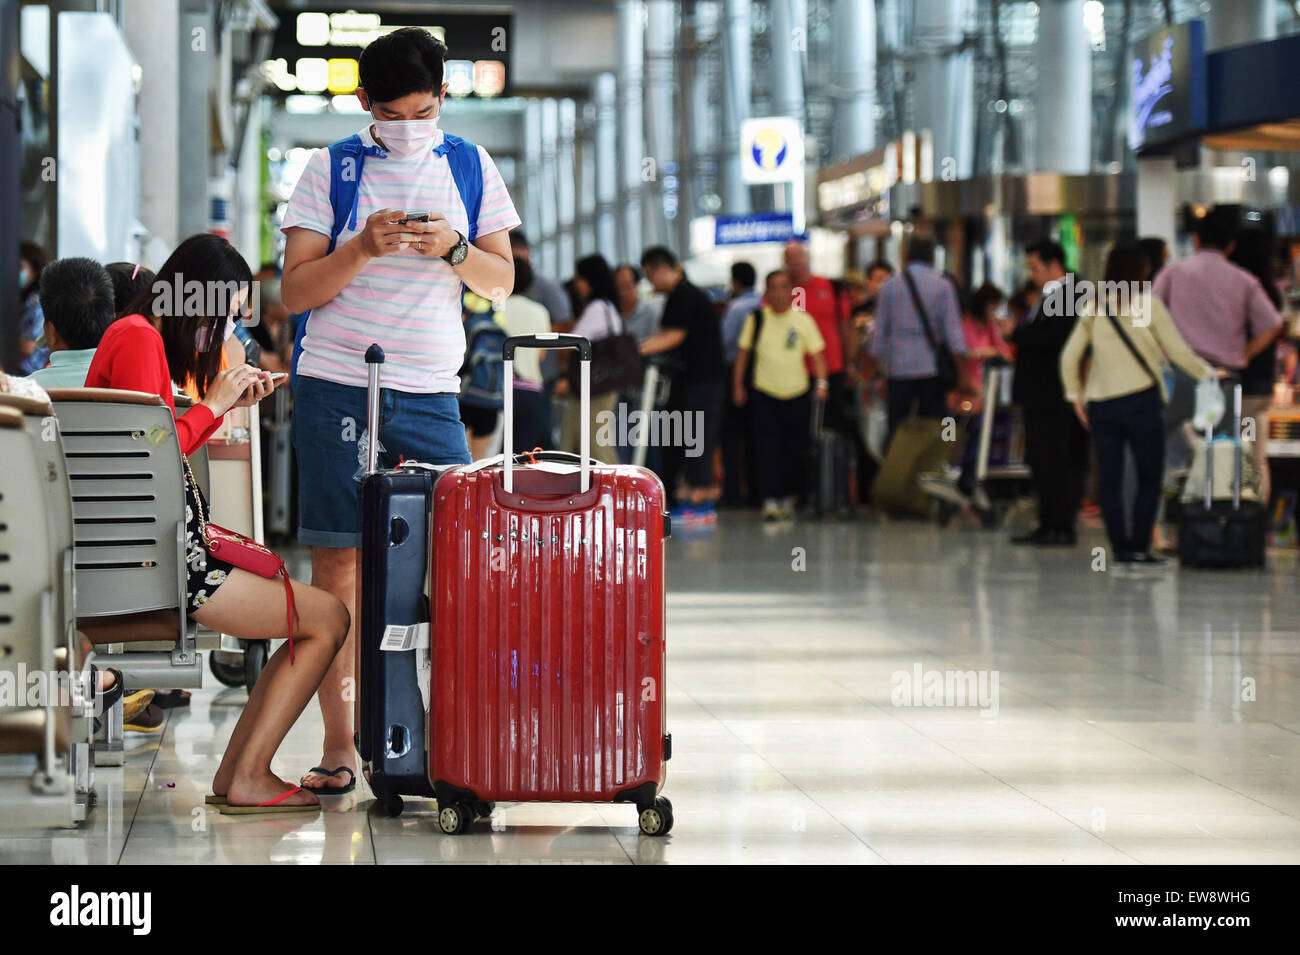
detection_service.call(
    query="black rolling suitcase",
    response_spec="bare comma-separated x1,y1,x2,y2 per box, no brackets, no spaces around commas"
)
806,396,853,517
1179,383,1266,568
355,344,452,804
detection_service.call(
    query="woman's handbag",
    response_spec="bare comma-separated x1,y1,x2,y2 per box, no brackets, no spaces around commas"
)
566,300,644,396
182,455,298,663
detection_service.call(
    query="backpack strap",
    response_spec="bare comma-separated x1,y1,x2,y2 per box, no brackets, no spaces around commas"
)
291,134,376,389
435,134,484,241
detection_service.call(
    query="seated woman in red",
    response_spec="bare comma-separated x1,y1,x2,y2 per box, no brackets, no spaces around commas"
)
83,233,349,814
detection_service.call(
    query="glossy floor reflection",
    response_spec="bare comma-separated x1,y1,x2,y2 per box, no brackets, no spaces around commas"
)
6,512,1299,863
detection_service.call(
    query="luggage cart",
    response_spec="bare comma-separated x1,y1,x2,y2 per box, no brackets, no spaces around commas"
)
970,363,1032,527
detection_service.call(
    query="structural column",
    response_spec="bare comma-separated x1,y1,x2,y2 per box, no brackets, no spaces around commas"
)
616,0,645,263
912,0,974,180
719,0,751,216
830,0,875,161
643,0,675,250
539,98,560,279
592,71,619,261
557,98,577,274
1033,0,1091,174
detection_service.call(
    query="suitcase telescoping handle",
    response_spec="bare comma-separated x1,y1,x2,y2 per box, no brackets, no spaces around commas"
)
502,333,593,494
1202,381,1244,511
365,343,385,475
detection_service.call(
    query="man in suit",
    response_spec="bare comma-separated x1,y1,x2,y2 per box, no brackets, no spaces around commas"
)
1004,239,1089,546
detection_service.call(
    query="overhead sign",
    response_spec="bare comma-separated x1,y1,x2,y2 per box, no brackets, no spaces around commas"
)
1129,20,1206,152
715,212,798,245
270,9,512,100
740,116,804,184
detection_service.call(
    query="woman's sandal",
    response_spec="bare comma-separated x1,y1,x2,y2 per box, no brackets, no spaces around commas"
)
92,666,125,712
217,785,320,815
204,793,227,806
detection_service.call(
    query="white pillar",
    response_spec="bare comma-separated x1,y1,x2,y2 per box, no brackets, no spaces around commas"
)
122,0,181,254
913,0,974,180
720,0,751,215
1034,0,1091,174
577,101,597,258
644,0,675,249
593,72,619,260
831,0,875,161
616,0,645,263
539,99,560,279
768,0,806,128
522,98,543,258
1137,155,1177,248
557,98,577,276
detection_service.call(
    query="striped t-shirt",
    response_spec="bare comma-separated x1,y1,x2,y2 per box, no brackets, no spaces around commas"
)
282,126,521,393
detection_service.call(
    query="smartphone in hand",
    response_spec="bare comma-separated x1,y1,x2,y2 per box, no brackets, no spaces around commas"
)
397,212,432,224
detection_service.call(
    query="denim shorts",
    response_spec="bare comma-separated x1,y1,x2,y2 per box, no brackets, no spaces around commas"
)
292,375,471,549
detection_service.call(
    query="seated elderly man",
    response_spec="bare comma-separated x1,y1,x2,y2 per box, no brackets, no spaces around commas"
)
27,257,117,389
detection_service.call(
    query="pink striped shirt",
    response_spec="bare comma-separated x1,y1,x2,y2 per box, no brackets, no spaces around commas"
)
282,126,521,392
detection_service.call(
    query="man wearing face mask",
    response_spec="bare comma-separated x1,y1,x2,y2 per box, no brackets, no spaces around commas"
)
280,27,520,796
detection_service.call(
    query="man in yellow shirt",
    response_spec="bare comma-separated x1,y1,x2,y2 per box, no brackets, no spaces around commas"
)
732,269,830,520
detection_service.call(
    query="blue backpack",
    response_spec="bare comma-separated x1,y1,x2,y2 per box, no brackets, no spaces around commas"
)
459,309,508,409
289,132,484,389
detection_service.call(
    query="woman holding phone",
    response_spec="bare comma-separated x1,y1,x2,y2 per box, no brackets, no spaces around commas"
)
81,233,350,813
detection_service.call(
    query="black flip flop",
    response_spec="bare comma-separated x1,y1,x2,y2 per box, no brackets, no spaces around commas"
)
301,765,356,795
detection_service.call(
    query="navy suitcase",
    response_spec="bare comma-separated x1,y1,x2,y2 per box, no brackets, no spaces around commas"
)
355,345,451,811
805,397,853,517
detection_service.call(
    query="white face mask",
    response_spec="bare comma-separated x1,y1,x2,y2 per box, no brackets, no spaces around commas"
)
372,117,440,159
195,315,236,351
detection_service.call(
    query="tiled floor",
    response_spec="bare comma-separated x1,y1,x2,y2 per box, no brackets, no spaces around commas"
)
6,511,1299,863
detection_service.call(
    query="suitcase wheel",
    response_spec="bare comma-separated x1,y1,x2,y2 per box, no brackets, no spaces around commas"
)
374,792,403,818
437,802,473,835
637,796,674,837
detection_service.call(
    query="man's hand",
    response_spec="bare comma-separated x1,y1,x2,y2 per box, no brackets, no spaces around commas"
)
813,379,830,401
357,208,424,259
733,383,747,407
405,212,461,260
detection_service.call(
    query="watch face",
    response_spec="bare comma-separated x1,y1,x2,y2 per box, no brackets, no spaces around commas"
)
446,233,468,265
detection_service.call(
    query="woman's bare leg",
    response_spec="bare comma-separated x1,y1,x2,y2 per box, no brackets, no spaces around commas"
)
192,569,348,806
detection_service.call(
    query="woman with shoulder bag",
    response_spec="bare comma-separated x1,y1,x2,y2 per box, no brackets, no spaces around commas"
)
82,234,350,814
555,253,630,464
1059,240,1215,566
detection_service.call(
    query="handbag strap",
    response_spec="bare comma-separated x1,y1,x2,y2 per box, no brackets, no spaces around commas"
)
1100,310,1161,390
902,267,942,359
181,454,207,536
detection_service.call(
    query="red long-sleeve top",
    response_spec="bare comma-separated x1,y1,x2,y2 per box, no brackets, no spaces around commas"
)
84,314,225,456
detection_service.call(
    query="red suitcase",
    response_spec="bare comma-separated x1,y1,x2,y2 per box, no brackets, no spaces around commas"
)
428,333,673,836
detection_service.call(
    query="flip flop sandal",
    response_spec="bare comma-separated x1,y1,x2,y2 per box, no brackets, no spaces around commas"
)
301,765,356,795
152,689,192,710
91,666,125,712
204,794,227,806
218,785,320,815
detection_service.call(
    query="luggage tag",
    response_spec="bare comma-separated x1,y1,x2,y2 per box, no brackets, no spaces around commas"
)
381,622,430,652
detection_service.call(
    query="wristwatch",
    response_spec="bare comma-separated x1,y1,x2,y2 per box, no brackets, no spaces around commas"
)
442,231,469,266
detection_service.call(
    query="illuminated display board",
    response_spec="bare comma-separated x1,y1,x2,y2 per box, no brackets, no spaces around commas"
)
268,9,512,100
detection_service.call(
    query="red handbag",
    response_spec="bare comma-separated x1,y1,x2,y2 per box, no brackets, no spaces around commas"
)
183,455,298,663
